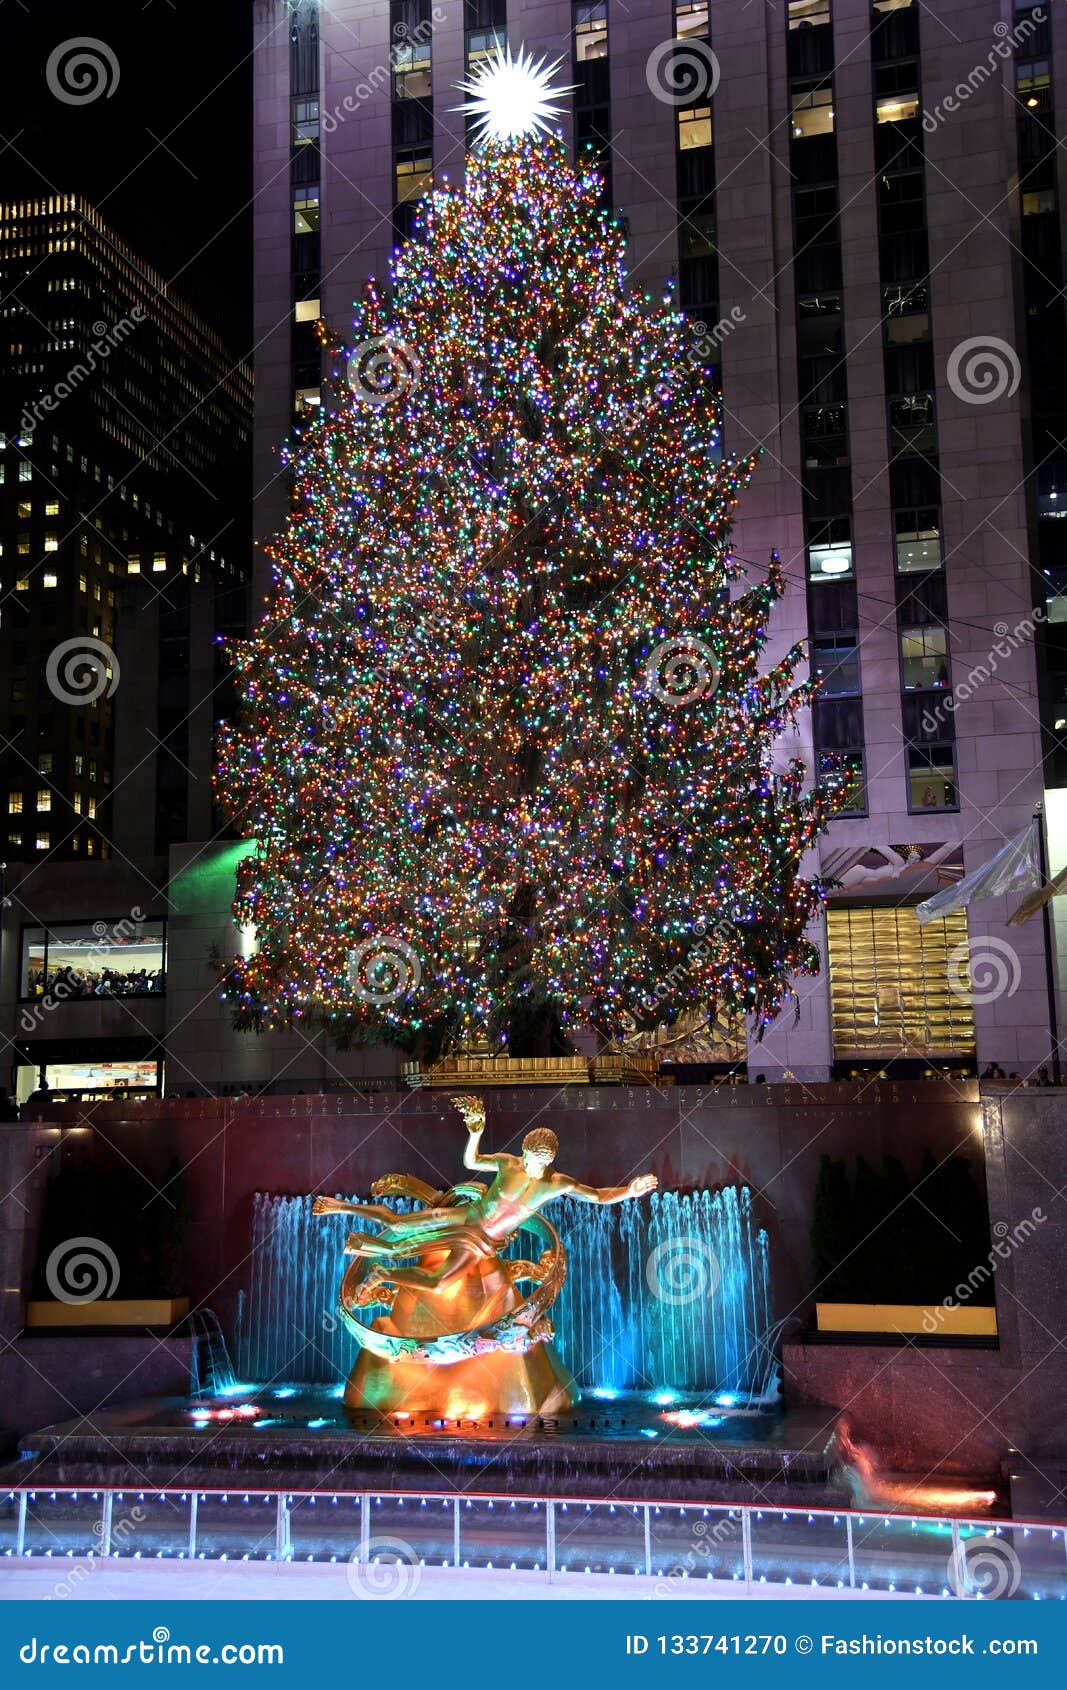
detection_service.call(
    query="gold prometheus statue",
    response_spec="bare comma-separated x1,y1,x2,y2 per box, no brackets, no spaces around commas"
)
313,1095,657,1419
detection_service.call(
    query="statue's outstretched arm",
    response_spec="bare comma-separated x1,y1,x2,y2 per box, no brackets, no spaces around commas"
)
452,1094,501,1173
312,1196,365,1216
563,1172,658,1206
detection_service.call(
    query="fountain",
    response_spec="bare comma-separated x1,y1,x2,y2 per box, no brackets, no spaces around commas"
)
237,1184,773,1402
7,1166,841,1505
187,1308,239,1398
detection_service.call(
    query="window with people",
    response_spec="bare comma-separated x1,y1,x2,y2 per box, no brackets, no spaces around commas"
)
20,920,166,1002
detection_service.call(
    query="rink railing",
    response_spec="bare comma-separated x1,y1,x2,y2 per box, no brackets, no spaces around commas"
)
2,1486,1064,1599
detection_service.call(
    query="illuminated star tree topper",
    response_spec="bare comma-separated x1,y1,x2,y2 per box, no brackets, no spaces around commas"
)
454,40,574,146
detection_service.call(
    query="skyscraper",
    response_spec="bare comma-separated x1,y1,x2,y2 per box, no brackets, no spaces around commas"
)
0,195,252,1103
0,194,252,861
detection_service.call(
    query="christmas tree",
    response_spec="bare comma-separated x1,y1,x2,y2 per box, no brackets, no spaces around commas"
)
217,50,835,1060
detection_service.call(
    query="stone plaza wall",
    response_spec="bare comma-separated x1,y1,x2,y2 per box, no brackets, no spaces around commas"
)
0,1080,985,1452
784,1088,1067,1492
8,1081,1063,1488
5,1079,983,1330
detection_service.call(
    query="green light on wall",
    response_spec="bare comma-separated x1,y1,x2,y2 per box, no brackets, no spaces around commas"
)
169,838,259,915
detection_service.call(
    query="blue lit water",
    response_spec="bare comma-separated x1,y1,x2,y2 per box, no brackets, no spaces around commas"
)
235,1186,773,1399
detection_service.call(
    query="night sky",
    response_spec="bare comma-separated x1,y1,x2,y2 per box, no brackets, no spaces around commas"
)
1,0,253,350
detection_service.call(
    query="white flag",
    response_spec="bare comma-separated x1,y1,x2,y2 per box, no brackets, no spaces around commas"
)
915,826,1039,925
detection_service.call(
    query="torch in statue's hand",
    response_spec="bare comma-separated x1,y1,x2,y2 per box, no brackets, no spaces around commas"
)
450,1094,486,1133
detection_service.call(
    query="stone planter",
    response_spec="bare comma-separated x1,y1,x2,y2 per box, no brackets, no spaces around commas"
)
815,1301,997,1337
25,1297,190,1330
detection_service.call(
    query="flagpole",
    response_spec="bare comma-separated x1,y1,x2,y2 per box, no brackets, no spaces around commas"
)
1035,806,1061,1084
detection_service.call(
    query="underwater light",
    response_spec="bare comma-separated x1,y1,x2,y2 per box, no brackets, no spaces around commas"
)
193,1402,263,1424
273,1387,297,1400
215,1382,258,1398
660,1409,725,1430
651,1390,680,1407
714,1392,740,1408
588,1387,621,1402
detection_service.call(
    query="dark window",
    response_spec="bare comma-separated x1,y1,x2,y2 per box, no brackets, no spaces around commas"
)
813,636,860,695
895,508,942,573
818,748,866,814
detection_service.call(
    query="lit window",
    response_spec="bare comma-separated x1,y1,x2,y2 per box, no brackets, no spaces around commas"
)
826,905,974,1063
43,571,58,588
808,539,853,580
1017,62,1050,112
900,625,949,690
8,793,23,814
15,573,30,591
86,837,95,857
153,552,167,572
45,499,59,515
17,499,31,517
792,86,834,137
466,29,504,71
395,153,432,203
294,385,321,414
87,796,97,819
127,557,141,574
73,791,82,813
293,185,320,234
676,2,710,38
393,42,431,100
876,93,919,124
79,573,87,593
38,753,52,774
908,744,956,811
44,533,58,551
1023,189,1056,216
886,311,930,345
574,3,608,61
17,533,30,554
678,106,712,150
74,754,83,776
18,462,31,481
294,298,320,323
35,833,49,851
291,97,319,144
